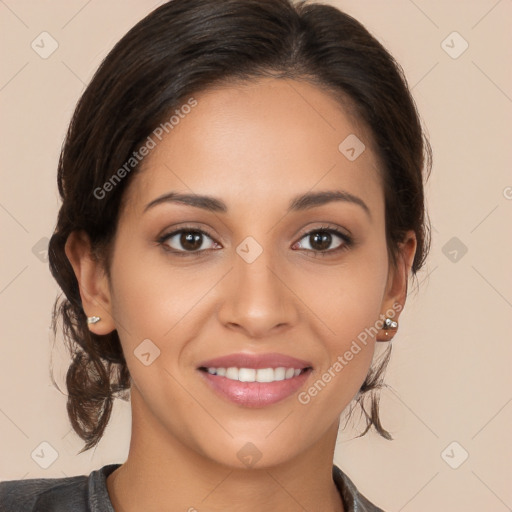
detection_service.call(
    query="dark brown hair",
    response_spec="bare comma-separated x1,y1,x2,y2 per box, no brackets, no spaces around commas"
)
48,0,431,453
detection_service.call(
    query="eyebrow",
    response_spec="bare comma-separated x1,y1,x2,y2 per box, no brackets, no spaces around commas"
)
144,189,371,219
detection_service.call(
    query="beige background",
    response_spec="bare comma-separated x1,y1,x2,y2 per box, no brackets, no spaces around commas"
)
1,1,511,510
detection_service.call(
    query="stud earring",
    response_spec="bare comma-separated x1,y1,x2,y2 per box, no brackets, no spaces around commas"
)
383,318,398,330
87,316,101,325
376,317,398,341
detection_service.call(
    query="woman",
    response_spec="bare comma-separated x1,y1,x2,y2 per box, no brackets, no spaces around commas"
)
0,0,431,510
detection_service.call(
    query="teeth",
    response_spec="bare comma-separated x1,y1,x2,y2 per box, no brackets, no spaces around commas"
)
226,367,239,380
238,368,256,382
204,366,306,383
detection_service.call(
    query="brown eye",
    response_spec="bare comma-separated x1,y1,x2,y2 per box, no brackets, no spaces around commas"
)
308,231,333,251
178,231,204,251
294,228,352,255
159,228,218,253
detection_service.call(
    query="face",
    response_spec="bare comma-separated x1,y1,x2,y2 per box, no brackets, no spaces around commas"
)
89,78,406,468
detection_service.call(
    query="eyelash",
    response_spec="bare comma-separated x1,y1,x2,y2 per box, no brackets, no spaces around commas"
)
157,224,353,258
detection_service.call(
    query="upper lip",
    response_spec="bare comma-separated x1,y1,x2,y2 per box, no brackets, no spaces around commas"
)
198,352,313,370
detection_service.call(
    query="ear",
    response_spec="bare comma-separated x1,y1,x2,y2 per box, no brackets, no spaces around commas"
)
376,230,417,341
64,230,116,335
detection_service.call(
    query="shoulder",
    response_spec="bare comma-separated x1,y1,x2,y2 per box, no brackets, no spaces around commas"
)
333,464,386,512
0,474,87,512
0,464,120,512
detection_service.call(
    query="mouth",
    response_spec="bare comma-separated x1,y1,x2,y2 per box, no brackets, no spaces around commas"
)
198,366,311,382
196,352,313,408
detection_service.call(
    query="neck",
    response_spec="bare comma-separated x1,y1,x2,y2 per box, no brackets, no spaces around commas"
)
106,388,344,512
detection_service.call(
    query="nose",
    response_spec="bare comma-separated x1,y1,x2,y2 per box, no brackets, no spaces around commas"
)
216,246,300,338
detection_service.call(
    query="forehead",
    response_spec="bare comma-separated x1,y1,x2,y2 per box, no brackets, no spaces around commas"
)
122,77,383,216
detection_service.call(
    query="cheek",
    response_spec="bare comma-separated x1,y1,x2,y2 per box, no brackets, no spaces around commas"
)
309,292,382,405
107,252,208,420
299,244,389,404
304,239,389,343
107,248,226,402
109,245,214,340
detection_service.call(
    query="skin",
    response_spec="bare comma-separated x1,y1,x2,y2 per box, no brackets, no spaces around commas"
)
66,77,416,512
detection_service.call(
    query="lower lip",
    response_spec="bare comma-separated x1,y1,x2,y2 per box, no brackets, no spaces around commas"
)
198,369,312,408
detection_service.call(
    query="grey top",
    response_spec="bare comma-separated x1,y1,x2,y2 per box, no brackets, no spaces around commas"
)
0,463,384,511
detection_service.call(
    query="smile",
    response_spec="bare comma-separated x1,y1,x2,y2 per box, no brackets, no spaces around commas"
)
197,366,313,408
201,366,304,382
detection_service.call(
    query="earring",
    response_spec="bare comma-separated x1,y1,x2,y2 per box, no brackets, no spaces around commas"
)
383,318,398,330
87,316,101,325
377,317,398,341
